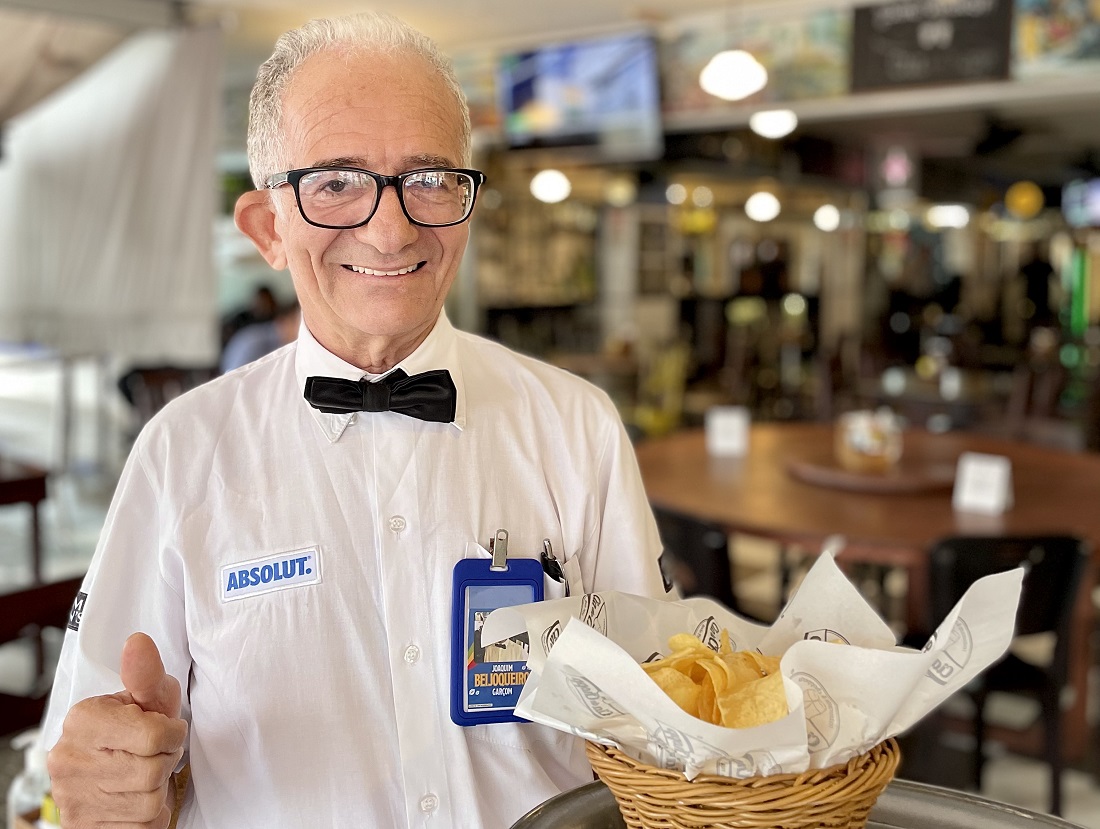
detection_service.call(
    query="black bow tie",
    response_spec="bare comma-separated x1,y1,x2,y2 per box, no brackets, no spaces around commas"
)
303,369,457,423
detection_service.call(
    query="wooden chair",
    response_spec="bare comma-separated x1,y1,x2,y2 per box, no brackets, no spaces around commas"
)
652,506,739,614
1005,360,1069,423
0,575,85,735
1082,366,1100,452
116,365,217,442
925,535,1088,816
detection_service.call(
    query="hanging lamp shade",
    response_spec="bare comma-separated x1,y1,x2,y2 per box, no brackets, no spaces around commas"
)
699,49,767,101
749,109,798,139
530,169,571,203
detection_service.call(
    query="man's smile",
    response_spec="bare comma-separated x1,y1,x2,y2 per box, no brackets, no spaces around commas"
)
343,261,426,276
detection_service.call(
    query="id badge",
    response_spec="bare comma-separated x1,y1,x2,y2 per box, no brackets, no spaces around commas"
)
450,544,542,727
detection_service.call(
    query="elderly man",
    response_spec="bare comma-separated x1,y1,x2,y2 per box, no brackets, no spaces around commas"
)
42,11,668,829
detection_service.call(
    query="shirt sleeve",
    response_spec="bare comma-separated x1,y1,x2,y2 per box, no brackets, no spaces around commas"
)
41,438,191,749
582,413,676,599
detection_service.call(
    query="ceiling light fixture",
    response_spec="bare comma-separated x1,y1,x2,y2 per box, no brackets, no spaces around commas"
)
530,169,571,204
699,49,768,102
692,186,714,208
1005,180,1044,220
605,176,637,207
813,204,841,232
665,183,687,205
745,191,780,222
749,109,798,139
926,204,970,229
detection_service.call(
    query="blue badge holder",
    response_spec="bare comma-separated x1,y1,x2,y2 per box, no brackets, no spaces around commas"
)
450,551,542,727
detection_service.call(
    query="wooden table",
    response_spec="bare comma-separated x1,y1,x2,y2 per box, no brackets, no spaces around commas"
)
0,456,48,582
634,422,1100,759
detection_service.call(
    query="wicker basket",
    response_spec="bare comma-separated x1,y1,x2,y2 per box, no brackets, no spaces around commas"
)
585,737,900,829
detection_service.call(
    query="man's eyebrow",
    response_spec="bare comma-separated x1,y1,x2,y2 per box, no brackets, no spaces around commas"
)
312,157,366,169
404,153,455,169
309,154,457,171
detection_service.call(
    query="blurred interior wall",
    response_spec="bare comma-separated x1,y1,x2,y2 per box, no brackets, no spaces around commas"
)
0,25,223,364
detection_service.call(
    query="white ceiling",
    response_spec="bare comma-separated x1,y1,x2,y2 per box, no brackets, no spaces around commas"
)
0,7,127,122
3,0,1098,193
185,0,1100,191
191,0,746,54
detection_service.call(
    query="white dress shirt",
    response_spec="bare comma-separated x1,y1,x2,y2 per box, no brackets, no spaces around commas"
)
43,311,669,828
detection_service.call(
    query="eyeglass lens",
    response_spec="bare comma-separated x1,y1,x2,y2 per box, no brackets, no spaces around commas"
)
296,169,476,227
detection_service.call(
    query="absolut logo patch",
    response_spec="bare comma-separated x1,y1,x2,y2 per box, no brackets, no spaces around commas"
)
221,548,322,602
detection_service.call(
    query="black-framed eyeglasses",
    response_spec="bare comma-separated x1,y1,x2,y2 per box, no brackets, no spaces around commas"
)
265,166,486,229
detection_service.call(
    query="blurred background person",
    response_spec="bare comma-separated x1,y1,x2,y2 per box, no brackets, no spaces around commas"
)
219,283,280,348
219,300,300,373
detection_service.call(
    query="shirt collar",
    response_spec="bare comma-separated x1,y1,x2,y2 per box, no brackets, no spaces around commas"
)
294,310,467,442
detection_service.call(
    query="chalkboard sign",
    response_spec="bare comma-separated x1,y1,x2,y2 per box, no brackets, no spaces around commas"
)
850,0,1013,92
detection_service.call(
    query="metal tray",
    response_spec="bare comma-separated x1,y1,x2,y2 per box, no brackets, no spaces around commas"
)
509,778,1083,829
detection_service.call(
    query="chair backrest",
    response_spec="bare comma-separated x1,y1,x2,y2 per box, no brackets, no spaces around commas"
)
927,535,1088,677
0,575,86,734
117,365,217,428
651,506,737,611
1083,367,1100,452
1006,361,1069,423
0,575,86,645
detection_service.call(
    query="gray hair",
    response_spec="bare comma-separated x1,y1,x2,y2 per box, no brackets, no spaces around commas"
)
246,12,472,188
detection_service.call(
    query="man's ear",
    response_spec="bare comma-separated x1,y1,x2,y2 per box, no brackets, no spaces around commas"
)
234,190,288,271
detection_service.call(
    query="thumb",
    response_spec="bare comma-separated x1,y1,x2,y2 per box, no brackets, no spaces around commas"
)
120,632,181,719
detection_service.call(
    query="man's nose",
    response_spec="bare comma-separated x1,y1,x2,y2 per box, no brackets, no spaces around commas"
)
352,185,417,250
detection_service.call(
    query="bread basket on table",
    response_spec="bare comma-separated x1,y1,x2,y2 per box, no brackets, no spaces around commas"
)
586,737,900,829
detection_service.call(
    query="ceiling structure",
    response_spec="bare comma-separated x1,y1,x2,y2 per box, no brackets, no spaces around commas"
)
0,7,129,124
2,0,1098,203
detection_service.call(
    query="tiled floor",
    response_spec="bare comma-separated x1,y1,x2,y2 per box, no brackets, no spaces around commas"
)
2,365,1100,826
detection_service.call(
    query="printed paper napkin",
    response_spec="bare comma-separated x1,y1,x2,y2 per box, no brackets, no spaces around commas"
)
481,551,1022,779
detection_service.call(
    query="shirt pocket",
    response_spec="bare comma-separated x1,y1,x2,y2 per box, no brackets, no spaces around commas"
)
465,718,579,754
543,552,585,600
562,555,584,596
464,539,574,599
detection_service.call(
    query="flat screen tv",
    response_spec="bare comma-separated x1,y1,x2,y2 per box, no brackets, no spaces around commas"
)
497,30,664,162
1062,178,1100,228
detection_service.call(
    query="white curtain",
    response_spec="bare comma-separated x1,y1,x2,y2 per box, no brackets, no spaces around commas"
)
0,25,223,365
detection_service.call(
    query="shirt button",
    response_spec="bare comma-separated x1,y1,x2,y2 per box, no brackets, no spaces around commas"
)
403,645,420,664
388,515,407,532
419,794,439,814
348,414,358,425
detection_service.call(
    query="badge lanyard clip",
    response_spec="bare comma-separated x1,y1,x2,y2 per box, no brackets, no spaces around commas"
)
489,528,509,571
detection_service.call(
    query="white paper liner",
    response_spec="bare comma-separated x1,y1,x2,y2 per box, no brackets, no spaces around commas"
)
482,551,1022,780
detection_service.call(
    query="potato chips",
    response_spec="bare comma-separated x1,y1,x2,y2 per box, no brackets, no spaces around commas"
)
642,631,787,729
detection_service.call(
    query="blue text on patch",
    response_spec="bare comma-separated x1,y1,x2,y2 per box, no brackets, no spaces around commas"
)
221,548,322,602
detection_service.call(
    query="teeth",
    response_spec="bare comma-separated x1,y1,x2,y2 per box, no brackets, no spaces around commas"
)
348,264,419,276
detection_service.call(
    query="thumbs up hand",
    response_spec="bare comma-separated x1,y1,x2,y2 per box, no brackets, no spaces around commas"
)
48,633,188,829
119,632,182,720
